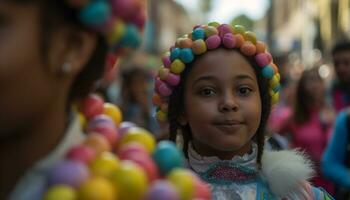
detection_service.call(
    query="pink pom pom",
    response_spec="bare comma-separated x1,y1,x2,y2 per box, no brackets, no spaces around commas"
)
217,24,233,38
162,56,171,68
165,73,180,86
155,77,162,91
255,53,272,67
158,83,172,96
222,33,236,48
205,35,221,50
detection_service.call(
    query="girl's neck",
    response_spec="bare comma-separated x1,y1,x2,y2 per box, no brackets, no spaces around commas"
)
0,98,68,198
192,140,253,160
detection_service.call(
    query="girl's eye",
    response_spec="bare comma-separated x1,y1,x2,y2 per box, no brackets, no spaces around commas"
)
199,88,216,97
237,87,252,96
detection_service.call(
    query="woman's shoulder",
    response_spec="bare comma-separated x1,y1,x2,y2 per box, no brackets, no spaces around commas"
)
260,149,333,199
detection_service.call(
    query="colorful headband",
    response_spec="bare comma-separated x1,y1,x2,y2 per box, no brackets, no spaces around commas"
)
66,0,146,69
153,23,281,123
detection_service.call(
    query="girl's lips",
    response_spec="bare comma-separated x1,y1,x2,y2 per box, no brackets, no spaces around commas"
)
213,121,244,133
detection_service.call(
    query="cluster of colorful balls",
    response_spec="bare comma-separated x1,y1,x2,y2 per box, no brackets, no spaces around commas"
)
153,23,281,123
66,0,147,74
43,94,211,200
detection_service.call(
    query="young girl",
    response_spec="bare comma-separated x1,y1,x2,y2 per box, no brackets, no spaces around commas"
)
153,23,334,199
0,0,145,199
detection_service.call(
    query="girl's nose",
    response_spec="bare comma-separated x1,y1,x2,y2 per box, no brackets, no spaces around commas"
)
218,93,238,112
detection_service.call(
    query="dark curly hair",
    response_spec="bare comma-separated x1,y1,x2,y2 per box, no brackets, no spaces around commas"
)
167,48,271,166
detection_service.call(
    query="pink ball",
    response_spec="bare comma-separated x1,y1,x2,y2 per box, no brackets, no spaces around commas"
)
205,35,221,50
79,94,104,119
162,56,172,68
193,178,211,200
88,123,119,145
255,53,272,67
222,33,236,48
111,0,140,21
217,24,233,38
118,142,149,159
165,73,180,86
47,160,89,188
145,181,179,200
129,10,146,29
66,145,96,164
158,83,172,96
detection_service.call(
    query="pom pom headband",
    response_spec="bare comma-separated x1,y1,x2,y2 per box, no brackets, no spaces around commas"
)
66,0,146,68
153,23,281,123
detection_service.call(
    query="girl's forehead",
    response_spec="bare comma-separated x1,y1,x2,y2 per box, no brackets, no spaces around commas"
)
189,50,256,80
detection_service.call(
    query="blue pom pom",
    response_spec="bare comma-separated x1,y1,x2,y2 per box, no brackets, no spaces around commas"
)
117,24,141,48
262,65,274,79
80,1,111,27
192,28,206,40
153,141,184,175
180,48,194,63
170,48,181,61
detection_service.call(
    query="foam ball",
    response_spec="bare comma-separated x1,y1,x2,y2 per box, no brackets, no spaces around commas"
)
233,24,246,35
107,19,125,44
170,59,185,74
103,103,122,125
256,41,266,53
180,48,194,63
170,48,181,61
156,110,167,122
120,127,156,153
158,82,172,96
124,154,159,183
262,65,275,79
152,93,163,106
244,31,257,44
47,160,89,187
44,185,76,200
192,39,207,55
117,24,141,48
66,144,96,164
78,177,116,200
269,75,280,89
241,41,256,56
234,34,244,48
88,123,118,146
255,53,272,67
217,24,234,38
192,28,206,40
84,133,111,155
166,73,180,86
193,177,211,200
79,1,111,27
159,68,170,81
111,0,140,21
162,55,172,68
204,26,218,37
222,33,236,48
129,9,146,29
87,114,115,131
118,121,137,137
205,35,221,50
178,38,193,48
153,141,184,175
271,92,280,105
167,169,195,200
78,113,87,130
79,94,104,119
89,152,120,178
208,21,220,27
110,161,148,200
145,180,179,200
118,142,149,159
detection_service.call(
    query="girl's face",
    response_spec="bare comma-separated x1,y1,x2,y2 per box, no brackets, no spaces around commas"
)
0,3,69,138
182,49,262,159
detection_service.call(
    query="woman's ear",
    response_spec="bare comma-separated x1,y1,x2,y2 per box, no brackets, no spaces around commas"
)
47,27,97,77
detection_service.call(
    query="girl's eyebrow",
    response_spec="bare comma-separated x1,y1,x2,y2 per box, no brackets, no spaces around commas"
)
192,74,255,87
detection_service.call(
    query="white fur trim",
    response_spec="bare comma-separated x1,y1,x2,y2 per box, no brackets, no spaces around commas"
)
261,149,315,198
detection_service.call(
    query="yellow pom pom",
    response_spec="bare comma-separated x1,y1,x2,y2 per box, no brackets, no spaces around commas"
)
78,177,116,200
167,169,195,200
244,31,257,44
192,39,207,55
170,59,185,74
103,103,122,125
44,185,76,200
269,75,280,89
156,110,167,122
233,25,246,35
208,21,220,27
120,127,156,153
107,20,125,44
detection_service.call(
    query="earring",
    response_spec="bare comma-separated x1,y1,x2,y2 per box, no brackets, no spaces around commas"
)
61,62,72,74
